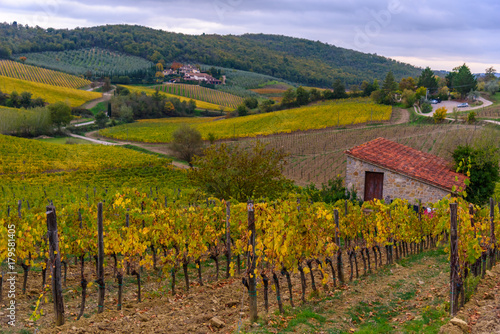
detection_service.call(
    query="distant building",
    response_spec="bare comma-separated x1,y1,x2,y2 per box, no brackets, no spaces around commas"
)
163,69,175,76
184,72,222,85
179,65,199,74
344,137,468,204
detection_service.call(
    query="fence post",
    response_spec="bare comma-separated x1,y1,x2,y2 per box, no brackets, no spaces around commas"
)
450,203,459,317
97,202,105,313
247,200,258,322
490,198,496,268
46,205,65,326
225,201,231,279
335,209,345,283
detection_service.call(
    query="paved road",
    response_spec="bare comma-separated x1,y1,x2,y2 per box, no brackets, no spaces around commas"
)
69,132,190,169
429,97,493,115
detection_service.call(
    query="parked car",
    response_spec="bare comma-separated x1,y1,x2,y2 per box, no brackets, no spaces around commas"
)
457,103,469,108
430,99,438,104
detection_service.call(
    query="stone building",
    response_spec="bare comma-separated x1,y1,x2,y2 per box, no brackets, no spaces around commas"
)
344,137,468,204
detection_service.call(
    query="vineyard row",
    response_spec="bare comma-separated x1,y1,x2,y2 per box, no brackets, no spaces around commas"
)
1,195,499,325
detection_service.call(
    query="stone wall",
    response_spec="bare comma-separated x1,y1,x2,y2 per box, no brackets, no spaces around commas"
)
345,156,450,205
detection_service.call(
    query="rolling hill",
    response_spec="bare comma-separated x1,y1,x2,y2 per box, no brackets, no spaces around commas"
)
0,23,421,87
0,60,90,88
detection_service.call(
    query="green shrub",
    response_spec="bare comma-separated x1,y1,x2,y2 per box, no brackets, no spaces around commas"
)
421,102,432,114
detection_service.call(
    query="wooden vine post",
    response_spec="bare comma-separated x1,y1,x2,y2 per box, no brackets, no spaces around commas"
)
46,205,65,326
334,209,345,283
489,198,496,268
225,201,231,278
97,202,105,313
449,203,459,316
247,200,258,322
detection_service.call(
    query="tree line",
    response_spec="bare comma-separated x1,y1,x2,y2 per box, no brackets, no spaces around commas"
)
100,87,198,125
0,89,46,109
0,23,421,87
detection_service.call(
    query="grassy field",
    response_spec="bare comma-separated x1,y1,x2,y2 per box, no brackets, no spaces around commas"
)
0,60,90,88
15,47,154,77
99,98,392,143
0,75,101,106
0,105,52,135
155,83,244,109
122,85,229,110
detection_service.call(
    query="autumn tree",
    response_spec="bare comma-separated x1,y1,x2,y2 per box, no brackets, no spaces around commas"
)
170,124,203,166
171,62,183,71
164,101,175,115
433,107,447,123
399,77,416,91
188,142,291,202
415,86,427,100
401,89,416,108
149,51,163,63
19,56,27,63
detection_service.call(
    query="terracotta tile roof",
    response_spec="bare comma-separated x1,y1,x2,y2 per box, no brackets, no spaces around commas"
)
345,137,468,192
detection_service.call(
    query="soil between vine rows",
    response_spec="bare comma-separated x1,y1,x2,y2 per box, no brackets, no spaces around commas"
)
0,246,498,333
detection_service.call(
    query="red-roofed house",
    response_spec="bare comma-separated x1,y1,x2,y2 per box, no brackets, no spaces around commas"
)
344,138,468,204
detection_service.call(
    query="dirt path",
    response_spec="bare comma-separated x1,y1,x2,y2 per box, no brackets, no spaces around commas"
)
5,241,498,334
68,133,119,145
439,264,500,334
84,130,190,169
0,247,445,334
81,91,114,110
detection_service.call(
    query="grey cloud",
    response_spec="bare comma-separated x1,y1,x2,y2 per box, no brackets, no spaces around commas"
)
1,0,499,72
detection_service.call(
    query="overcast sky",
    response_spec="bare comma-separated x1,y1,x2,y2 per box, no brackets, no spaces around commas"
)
1,0,498,73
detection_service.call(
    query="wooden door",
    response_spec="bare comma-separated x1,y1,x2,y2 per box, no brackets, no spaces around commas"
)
364,172,384,201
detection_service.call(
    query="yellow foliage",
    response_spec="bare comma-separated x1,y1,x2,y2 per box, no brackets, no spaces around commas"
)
0,75,101,107
100,98,392,143
433,107,448,123
0,60,90,88
0,133,163,175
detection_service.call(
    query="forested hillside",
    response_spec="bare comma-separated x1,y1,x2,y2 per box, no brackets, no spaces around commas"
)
0,23,421,87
